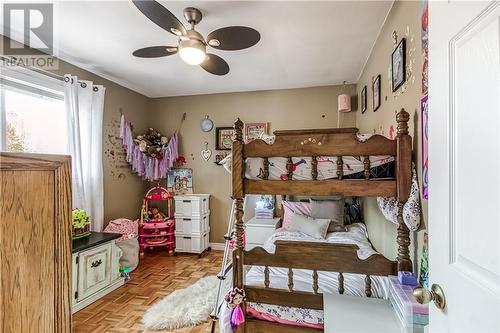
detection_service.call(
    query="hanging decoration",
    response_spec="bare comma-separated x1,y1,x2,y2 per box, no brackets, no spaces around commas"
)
119,113,179,181
134,128,169,158
201,141,212,161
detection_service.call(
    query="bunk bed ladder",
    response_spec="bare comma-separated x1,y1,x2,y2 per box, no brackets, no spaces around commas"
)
210,197,247,333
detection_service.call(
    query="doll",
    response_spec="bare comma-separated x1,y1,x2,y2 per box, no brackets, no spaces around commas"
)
224,287,246,331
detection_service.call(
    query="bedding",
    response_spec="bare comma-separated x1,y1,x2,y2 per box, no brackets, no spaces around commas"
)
309,198,345,231
281,201,311,228
244,155,395,180
220,223,389,332
284,213,331,239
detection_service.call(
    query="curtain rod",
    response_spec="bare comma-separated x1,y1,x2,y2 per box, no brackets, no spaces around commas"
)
0,55,84,84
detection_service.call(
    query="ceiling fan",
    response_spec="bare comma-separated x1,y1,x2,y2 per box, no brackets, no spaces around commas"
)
131,0,261,76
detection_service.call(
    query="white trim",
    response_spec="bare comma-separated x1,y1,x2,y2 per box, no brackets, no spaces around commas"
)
210,243,225,251
0,66,64,93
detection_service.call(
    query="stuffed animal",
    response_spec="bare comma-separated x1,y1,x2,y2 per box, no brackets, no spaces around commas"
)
150,207,165,220
134,128,168,159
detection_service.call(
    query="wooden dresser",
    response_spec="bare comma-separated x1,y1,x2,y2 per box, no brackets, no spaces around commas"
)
0,153,72,333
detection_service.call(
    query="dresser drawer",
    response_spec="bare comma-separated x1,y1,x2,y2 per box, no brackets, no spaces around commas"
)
175,214,209,234
174,195,210,217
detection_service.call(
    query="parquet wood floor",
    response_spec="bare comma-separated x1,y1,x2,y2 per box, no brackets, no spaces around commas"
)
73,250,223,333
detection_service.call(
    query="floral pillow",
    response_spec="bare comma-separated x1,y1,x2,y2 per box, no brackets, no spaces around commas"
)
281,201,311,229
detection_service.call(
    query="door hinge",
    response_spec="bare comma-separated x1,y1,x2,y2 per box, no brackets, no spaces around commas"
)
76,256,79,264
74,291,78,299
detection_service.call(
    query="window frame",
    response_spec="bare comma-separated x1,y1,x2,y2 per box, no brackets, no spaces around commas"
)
0,67,65,152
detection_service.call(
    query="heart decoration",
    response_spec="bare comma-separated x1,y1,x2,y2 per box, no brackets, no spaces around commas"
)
201,149,212,161
201,142,212,162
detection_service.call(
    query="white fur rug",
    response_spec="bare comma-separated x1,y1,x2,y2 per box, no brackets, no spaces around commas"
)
142,275,223,330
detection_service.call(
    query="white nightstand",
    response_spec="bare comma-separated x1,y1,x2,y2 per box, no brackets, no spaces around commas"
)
245,217,280,251
324,294,403,333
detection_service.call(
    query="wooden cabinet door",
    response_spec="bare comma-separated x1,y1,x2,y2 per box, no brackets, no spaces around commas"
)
77,243,112,300
0,153,72,333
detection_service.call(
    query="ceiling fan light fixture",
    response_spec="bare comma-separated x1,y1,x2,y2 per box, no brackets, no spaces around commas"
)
179,38,206,65
170,28,182,36
208,39,220,47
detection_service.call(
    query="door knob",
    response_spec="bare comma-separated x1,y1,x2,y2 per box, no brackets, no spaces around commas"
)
413,283,446,309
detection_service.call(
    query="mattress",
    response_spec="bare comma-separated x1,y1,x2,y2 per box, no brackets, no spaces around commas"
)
219,223,389,332
245,155,395,180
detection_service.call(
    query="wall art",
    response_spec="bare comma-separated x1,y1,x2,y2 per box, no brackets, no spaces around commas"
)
392,38,406,92
372,75,381,112
421,96,429,200
216,127,235,150
167,168,193,194
244,122,268,143
361,85,367,113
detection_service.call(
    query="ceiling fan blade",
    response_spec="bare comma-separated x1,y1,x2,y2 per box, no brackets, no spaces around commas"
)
132,0,186,36
200,54,229,75
132,46,178,58
207,26,260,51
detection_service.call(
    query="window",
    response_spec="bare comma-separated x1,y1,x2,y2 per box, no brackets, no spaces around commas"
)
1,68,67,154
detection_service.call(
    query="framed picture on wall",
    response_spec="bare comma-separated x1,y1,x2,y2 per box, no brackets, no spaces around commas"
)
361,86,367,113
215,127,235,150
244,122,268,143
392,38,406,92
167,168,193,194
372,75,381,111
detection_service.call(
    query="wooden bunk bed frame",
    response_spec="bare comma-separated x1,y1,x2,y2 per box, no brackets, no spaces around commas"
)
231,109,413,333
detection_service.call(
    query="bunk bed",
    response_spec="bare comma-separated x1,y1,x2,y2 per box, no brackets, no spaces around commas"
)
229,109,413,333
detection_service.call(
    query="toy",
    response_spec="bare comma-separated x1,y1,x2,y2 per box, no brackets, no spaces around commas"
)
72,209,91,239
139,184,175,255
134,128,169,159
398,271,418,286
120,265,132,282
225,287,246,330
150,207,166,220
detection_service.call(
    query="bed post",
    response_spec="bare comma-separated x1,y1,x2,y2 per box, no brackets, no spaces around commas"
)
396,109,412,272
232,118,246,332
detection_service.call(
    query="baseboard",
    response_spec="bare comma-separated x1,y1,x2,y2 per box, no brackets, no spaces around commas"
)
210,242,225,251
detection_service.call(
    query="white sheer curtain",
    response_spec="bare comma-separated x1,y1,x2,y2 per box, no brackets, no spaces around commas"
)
64,75,105,231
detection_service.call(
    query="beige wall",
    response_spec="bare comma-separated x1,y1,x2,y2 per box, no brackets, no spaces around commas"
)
50,61,151,225
150,85,357,243
355,0,426,270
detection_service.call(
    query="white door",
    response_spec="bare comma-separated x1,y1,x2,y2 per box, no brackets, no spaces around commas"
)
429,1,500,332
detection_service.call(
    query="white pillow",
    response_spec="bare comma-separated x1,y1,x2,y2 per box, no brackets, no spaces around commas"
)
284,213,331,239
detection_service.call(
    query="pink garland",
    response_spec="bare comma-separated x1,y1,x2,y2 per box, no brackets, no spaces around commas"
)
119,114,178,181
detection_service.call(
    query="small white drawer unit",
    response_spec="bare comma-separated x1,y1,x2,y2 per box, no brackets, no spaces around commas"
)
245,217,280,251
174,194,210,217
174,194,211,256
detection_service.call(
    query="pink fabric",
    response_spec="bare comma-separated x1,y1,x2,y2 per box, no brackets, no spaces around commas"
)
282,201,311,228
104,218,138,241
231,305,245,329
247,305,323,330
119,114,178,181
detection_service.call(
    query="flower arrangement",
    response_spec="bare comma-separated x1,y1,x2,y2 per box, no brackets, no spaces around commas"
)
72,209,91,239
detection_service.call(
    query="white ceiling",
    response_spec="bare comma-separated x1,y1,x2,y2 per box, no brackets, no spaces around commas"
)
13,1,393,98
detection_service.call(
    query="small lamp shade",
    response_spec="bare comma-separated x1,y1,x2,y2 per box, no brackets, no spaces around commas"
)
338,94,351,112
